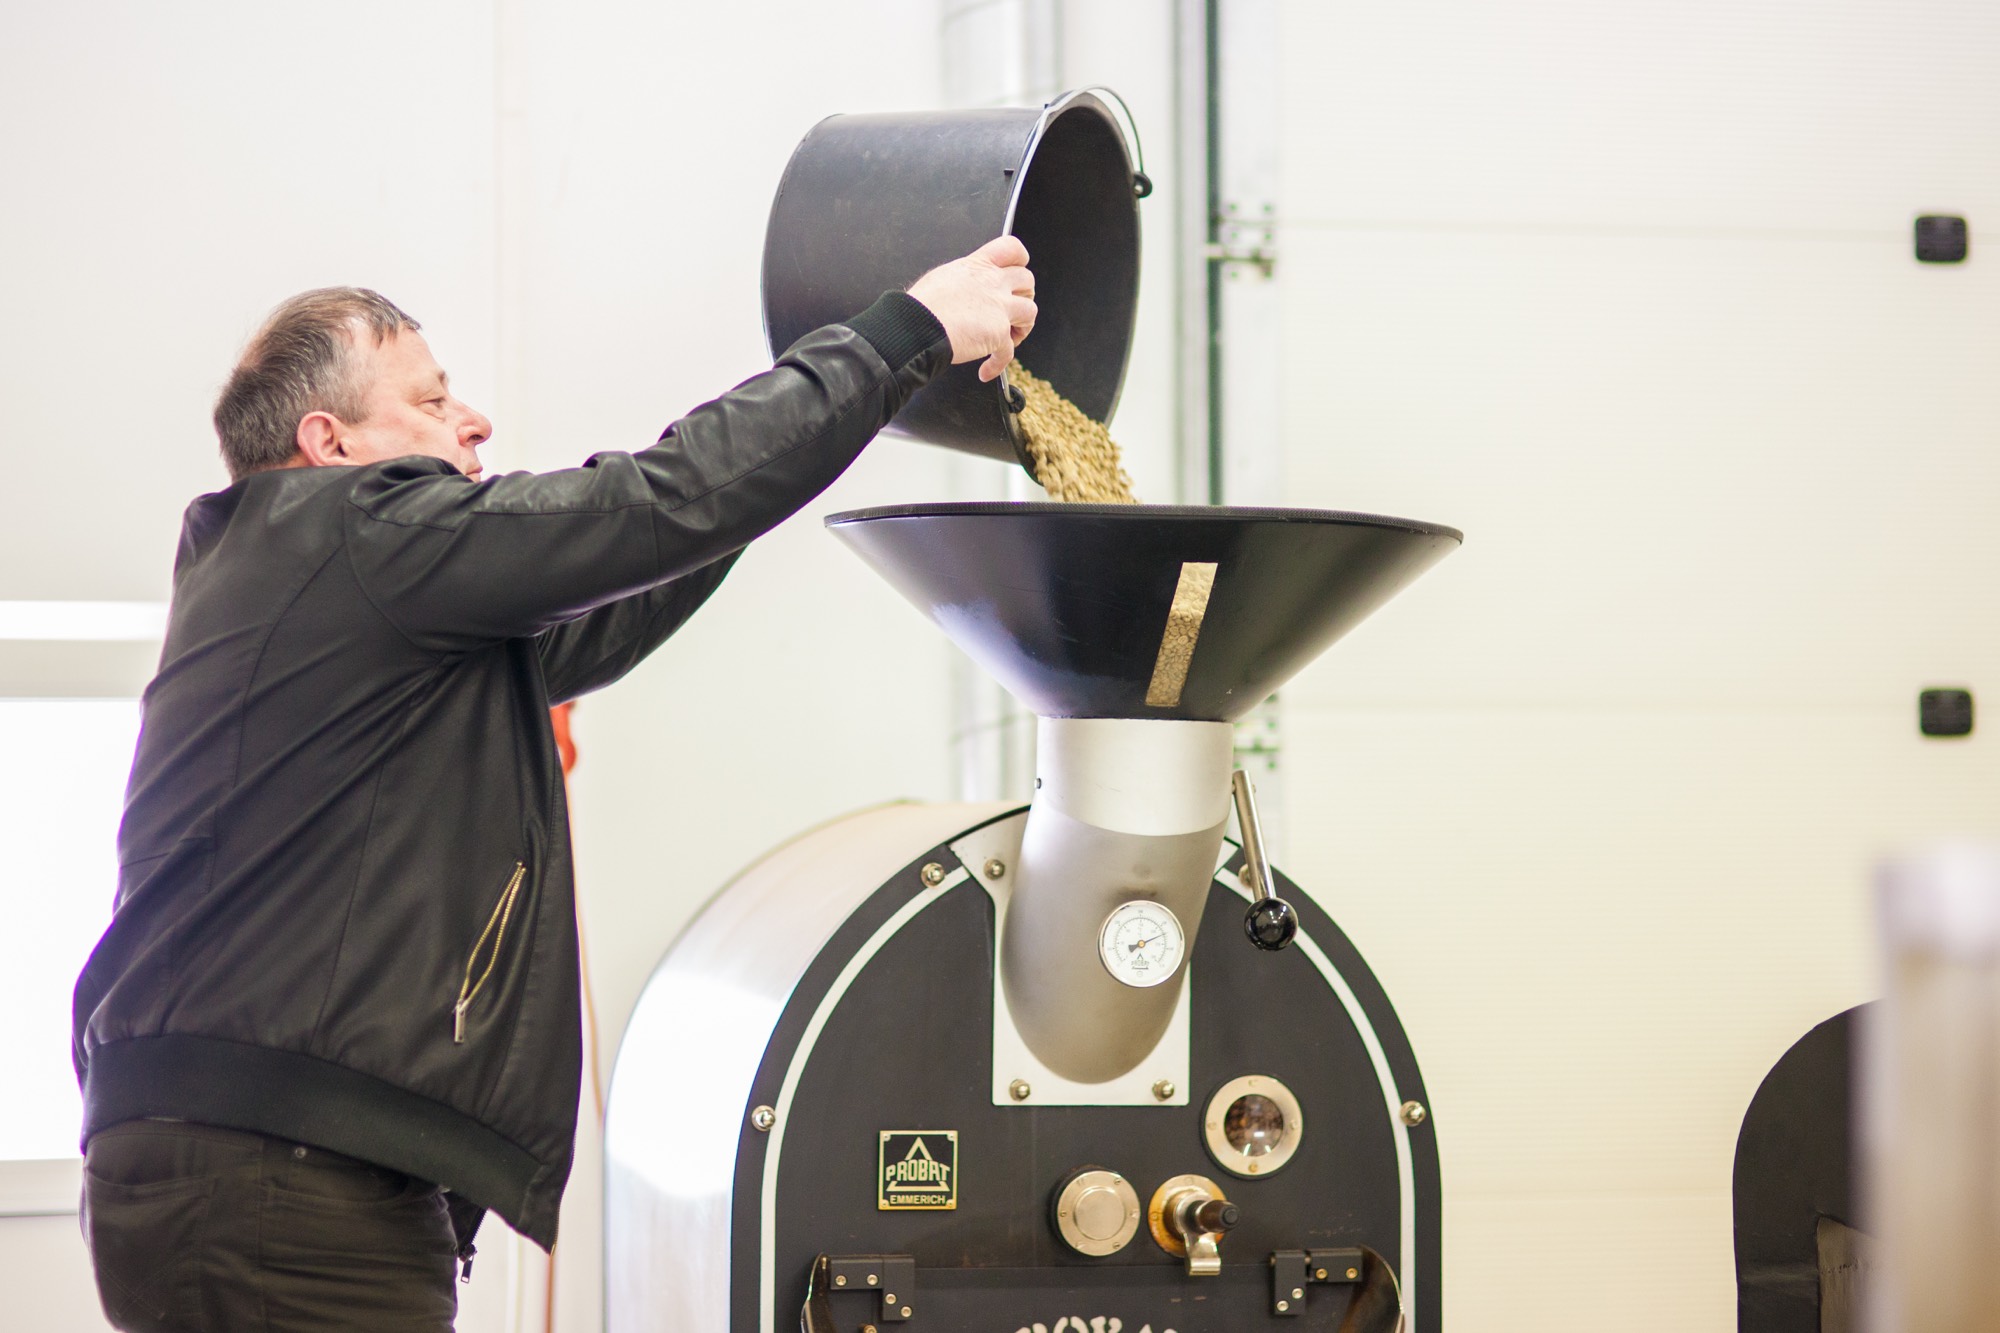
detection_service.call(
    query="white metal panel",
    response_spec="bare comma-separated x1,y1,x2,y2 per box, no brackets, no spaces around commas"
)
1275,228,2000,711
0,1212,117,1333
1282,703,1998,1327
1215,0,1285,508
1281,0,2000,234
1450,1192,1732,1328
0,1160,81,1219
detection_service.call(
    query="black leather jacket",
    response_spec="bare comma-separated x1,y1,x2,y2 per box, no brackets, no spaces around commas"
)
72,294,949,1247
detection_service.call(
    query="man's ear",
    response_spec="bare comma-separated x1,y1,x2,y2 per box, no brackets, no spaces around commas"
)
295,411,350,468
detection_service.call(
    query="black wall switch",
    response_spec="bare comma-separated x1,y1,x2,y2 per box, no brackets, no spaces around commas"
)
1915,215,1969,263
1920,688,1974,737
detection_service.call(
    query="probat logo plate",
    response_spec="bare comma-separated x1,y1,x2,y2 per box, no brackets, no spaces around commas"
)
878,1130,958,1210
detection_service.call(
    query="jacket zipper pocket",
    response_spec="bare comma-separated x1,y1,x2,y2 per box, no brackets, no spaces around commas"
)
454,862,527,1044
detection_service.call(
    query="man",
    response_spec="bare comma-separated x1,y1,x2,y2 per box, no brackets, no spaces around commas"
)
71,237,1035,1331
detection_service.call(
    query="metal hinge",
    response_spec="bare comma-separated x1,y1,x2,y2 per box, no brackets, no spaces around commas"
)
1270,1244,1402,1329
1206,202,1277,277
803,1253,918,1330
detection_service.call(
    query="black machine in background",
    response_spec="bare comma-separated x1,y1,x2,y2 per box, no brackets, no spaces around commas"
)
1734,1006,1874,1333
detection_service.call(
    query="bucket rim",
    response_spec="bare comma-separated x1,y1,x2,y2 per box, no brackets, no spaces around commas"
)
997,89,1143,465
1000,89,1134,237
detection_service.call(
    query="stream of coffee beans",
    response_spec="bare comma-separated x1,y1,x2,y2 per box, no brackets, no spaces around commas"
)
1010,365,1139,504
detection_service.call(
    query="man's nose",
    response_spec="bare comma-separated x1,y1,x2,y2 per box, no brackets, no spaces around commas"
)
460,406,492,448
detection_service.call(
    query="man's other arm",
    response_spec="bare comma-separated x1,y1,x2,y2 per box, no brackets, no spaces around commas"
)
533,550,740,704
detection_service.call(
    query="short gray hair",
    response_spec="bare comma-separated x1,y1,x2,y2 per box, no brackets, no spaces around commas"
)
213,287,420,481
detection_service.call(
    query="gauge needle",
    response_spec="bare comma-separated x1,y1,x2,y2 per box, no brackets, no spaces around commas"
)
1128,936,1154,953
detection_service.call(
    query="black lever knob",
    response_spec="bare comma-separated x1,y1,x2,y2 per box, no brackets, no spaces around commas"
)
1232,770,1296,951
1244,897,1298,951
1191,1199,1241,1233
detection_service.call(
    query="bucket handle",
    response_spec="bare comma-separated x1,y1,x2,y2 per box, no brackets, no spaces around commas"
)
1035,86,1153,199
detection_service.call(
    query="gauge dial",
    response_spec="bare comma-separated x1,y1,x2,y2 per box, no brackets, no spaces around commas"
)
1098,900,1186,988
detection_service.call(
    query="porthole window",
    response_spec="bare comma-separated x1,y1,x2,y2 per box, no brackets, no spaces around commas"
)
1202,1075,1303,1178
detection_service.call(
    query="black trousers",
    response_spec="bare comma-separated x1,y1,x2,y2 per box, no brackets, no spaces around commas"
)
81,1120,459,1332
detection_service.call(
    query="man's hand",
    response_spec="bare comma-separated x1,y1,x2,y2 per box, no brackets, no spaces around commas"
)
906,237,1037,382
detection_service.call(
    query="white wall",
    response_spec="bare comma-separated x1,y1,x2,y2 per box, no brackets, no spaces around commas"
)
1270,1,2000,1327
0,3,501,599
0,2,954,1329
1,5,499,1328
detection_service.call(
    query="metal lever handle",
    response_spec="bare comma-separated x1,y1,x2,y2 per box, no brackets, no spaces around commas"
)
802,1254,838,1333
1151,1176,1238,1277
1232,770,1297,951
1337,1245,1405,1333
1174,1194,1239,1277
1185,1198,1241,1234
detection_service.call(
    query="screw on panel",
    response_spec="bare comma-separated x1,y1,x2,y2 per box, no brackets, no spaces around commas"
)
901,1308,912,1318
750,1105,776,1132
1152,1079,1176,1101
1399,1100,1428,1127
866,1274,878,1286
833,1275,847,1287
920,862,946,887
983,858,1006,880
1292,1287,1304,1299
1347,1266,1359,1280
1009,1079,1032,1102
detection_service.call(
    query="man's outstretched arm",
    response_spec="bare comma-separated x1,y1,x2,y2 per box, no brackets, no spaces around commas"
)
343,239,1034,655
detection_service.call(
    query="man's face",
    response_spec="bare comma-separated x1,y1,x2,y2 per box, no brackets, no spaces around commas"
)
328,326,492,479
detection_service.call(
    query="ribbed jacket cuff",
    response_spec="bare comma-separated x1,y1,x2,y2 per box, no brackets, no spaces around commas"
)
845,291,950,373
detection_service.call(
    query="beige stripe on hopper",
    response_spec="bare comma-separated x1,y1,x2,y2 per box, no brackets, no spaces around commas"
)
1145,562,1219,708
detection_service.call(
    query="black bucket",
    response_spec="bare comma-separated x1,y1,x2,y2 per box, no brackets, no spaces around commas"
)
761,90,1146,472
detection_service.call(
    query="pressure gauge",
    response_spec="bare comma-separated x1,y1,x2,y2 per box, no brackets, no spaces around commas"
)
1098,900,1186,988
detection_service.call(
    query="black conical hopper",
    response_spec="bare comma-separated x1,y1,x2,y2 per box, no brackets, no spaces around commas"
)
827,503,1462,722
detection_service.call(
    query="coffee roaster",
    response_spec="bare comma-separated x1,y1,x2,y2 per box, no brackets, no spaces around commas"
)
605,93,1462,1333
